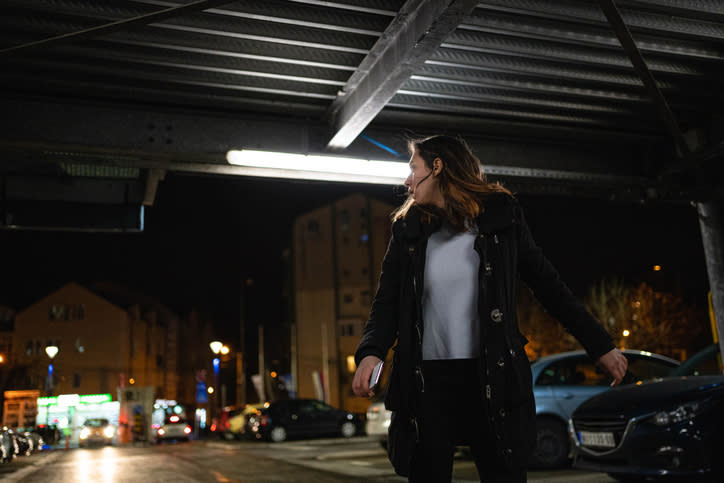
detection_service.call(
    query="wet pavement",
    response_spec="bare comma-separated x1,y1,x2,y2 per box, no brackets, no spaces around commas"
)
0,436,617,482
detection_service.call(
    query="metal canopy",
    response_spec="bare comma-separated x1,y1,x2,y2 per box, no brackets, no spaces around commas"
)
0,0,722,207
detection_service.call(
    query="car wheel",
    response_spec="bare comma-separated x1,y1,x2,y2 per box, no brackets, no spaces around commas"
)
340,422,356,438
269,426,287,443
530,418,569,469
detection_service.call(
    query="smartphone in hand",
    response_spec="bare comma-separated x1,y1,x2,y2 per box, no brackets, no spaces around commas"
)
369,361,384,391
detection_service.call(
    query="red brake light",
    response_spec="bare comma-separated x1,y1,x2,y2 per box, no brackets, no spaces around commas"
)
170,415,180,423
260,415,269,427
184,426,192,435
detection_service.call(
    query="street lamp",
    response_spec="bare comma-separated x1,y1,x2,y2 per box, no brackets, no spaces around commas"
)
209,341,223,427
45,344,58,427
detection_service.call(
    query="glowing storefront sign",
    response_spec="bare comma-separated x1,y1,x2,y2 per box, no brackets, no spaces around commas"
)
80,394,112,404
58,394,80,407
37,393,112,407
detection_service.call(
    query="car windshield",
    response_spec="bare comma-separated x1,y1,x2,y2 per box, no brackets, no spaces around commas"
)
84,418,109,427
669,344,721,377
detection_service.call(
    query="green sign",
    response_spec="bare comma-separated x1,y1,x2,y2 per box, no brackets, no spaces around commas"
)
37,396,57,407
36,393,112,407
79,394,112,404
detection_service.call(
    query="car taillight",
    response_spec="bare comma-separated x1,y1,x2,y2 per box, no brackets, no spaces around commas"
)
184,426,192,435
157,428,166,436
260,415,269,427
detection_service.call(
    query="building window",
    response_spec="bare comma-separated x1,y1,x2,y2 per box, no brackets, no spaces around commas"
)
307,220,320,234
73,373,81,388
343,293,354,304
49,304,85,320
339,209,349,231
26,341,33,356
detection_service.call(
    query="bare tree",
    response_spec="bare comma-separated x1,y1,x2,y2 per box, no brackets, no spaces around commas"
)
517,278,708,362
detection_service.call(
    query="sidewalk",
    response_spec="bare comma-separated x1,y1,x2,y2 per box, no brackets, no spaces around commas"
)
0,449,62,482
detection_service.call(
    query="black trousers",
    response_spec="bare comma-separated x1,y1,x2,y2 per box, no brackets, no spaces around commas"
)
408,359,527,483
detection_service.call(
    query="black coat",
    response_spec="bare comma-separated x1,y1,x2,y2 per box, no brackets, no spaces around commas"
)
355,193,614,471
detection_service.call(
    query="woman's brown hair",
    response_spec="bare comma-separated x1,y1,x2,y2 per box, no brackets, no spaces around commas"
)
392,135,512,231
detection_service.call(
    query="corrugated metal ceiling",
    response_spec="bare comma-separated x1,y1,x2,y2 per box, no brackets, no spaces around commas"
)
0,0,722,202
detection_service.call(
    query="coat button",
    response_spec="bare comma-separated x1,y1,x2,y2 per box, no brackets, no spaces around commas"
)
484,263,492,275
499,409,506,417
497,358,505,368
491,308,503,323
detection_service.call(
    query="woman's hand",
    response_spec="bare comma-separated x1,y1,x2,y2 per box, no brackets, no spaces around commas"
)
596,348,628,386
352,355,383,397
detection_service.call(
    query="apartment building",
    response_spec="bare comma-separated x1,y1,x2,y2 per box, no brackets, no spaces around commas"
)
293,194,393,413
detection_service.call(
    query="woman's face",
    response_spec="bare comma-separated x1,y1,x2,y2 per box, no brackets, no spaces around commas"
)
404,151,443,207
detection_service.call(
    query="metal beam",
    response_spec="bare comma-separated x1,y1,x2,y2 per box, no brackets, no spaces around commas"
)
598,0,690,157
326,0,480,150
144,169,166,207
696,201,724,372
0,0,237,57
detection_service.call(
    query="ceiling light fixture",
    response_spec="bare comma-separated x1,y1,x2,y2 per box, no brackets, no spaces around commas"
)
226,149,408,185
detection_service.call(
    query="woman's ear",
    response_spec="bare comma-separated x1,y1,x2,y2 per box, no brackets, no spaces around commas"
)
433,157,443,176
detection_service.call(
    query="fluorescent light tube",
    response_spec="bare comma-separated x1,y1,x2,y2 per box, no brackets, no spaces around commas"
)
226,149,408,185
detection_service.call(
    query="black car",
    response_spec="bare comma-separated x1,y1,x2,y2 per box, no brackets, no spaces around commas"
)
247,399,362,442
570,344,724,482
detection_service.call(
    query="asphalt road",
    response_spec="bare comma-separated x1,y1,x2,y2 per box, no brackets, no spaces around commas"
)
0,436,618,482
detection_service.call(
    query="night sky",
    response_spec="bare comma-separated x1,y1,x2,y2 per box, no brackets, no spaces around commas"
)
0,172,712,347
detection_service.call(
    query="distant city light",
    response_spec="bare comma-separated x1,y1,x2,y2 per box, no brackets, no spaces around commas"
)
220,345,230,355
270,371,278,378
129,378,135,385
622,329,630,337
653,265,662,271
207,387,214,394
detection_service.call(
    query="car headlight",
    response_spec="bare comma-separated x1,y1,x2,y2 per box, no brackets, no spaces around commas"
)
653,402,699,426
104,426,115,438
80,428,90,440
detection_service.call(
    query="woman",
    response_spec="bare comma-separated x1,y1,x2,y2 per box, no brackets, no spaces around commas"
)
352,135,627,482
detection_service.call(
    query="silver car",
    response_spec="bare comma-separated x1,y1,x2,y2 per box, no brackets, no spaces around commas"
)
365,397,390,448
530,349,679,468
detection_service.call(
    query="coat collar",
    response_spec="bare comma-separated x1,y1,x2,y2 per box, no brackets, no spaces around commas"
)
394,193,517,241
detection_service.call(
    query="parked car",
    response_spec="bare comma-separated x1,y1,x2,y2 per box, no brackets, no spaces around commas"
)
79,418,115,447
571,344,723,482
0,427,18,463
365,394,390,449
247,399,362,442
529,349,680,468
226,403,266,439
154,415,192,443
17,428,44,453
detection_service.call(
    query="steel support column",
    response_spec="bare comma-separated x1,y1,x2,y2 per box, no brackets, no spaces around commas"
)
697,201,724,372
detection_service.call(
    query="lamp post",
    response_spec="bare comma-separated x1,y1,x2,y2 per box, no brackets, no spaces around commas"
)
45,345,58,427
209,341,222,426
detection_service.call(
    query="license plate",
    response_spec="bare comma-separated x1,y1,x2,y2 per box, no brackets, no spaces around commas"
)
578,430,615,448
